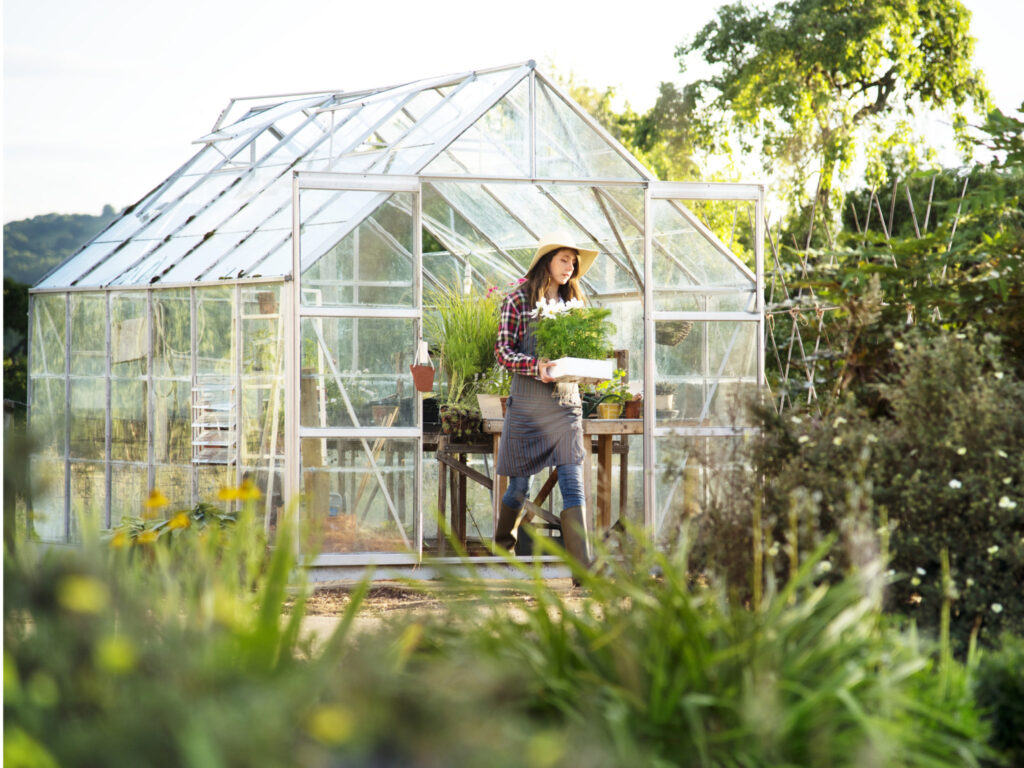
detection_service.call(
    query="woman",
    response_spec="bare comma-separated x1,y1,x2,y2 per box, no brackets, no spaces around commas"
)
494,231,599,572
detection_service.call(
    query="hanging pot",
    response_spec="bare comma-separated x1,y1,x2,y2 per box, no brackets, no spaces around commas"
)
409,340,435,393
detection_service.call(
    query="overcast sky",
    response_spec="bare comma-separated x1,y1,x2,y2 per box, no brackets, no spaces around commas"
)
4,0,1021,224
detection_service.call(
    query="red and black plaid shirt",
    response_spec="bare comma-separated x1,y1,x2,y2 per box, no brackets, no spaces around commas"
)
495,288,541,379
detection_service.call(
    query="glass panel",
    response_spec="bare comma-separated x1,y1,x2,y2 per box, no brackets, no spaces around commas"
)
152,379,191,464
653,436,702,538
81,239,163,287
69,461,105,521
301,437,417,555
535,80,643,180
29,376,65,454
203,229,290,282
196,288,235,377
651,200,754,301
302,192,414,308
69,378,105,459
111,379,147,462
109,463,149,527
30,294,66,376
157,232,245,284
198,465,235,504
35,241,120,289
241,285,284,470
425,182,531,253
110,293,149,378
153,464,192,511
178,165,283,238
29,456,65,541
128,173,237,243
153,289,191,378
654,321,758,427
300,317,416,429
111,235,204,287
423,77,530,177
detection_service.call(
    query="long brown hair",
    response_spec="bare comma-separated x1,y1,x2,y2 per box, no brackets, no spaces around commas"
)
522,247,586,311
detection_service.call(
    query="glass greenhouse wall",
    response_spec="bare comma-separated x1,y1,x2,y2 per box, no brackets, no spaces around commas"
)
28,61,764,569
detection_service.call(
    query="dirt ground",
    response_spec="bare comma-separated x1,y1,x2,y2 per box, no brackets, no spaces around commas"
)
297,578,585,644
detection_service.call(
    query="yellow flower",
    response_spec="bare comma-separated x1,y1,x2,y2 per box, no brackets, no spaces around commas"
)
136,530,159,545
217,479,261,502
110,531,128,549
145,488,169,509
166,512,191,530
57,576,109,614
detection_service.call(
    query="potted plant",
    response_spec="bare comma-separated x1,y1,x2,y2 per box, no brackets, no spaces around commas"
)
655,381,676,411
593,369,630,418
423,282,501,437
476,365,512,419
532,298,615,382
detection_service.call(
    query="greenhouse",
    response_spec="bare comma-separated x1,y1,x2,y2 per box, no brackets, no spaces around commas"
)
28,60,765,574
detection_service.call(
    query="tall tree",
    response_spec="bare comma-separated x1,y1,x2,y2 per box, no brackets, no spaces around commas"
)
677,0,989,230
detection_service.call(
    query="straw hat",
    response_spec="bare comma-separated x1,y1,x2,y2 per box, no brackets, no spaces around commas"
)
527,231,599,279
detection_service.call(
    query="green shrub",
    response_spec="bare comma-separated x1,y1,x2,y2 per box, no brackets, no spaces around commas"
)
714,331,1024,652
533,303,613,361
974,634,1024,766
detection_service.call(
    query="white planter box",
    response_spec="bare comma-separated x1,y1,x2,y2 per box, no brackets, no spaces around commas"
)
476,394,504,420
547,357,615,383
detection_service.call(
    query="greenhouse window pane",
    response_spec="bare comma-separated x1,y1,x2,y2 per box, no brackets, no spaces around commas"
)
29,456,66,541
423,77,530,177
70,378,106,460
79,239,163,288
111,235,204,287
196,288,235,377
153,464,192,510
30,294,66,375
111,380,148,462
198,465,235,504
300,437,417,554
302,192,414,309
152,379,191,464
153,290,191,378
654,321,758,427
70,461,106,522
29,377,66,455
128,173,237,243
109,462,149,527
110,293,149,379
36,241,120,289
299,317,417,429
70,293,107,376
535,80,643,180
204,230,290,281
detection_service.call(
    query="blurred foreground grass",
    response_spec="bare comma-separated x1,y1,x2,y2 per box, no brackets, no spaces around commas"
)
5,481,1011,768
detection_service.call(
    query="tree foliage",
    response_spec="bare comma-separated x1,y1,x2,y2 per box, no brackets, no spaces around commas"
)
3,206,117,286
677,0,989,225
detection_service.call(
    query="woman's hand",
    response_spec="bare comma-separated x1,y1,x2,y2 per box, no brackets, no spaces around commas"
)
538,358,556,383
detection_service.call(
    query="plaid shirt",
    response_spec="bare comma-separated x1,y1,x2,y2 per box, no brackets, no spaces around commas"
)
495,288,541,379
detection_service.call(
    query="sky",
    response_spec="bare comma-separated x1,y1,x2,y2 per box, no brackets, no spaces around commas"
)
3,0,1022,224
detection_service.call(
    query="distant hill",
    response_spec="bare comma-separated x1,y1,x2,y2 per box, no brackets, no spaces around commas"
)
3,206,118,286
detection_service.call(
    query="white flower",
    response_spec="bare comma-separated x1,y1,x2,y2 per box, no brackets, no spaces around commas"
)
798,435,810,444
816,560,832,574
956,447,967,456
832,416,847,427
790,415,803,424
767,543,780,557
994,371,1004,380
998,496,1017,510
987,545,1000,555
956,333,967,339
1004,477,1013,485
948,479,962,489
997,449,1008,458
866,434,878,443
564,298,585,311
893,340,905,350
991,603,1004,614
966,578,975,587
915,567,927,576
832,437,843,446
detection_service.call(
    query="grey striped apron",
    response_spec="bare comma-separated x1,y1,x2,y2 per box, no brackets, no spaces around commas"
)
496,317,585,477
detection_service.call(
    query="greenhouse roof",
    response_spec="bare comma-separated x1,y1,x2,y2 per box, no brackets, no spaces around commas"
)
35,60,754,296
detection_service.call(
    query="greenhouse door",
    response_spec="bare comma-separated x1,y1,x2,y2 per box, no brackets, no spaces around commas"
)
287,173,424,565
642,181,765,535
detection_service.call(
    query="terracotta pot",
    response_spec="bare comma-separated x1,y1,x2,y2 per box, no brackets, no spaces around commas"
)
409,364,435,393
623,399,642,419
596,402,623,419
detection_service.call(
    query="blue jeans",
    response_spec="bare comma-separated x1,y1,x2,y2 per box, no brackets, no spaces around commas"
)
501,463,585,511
